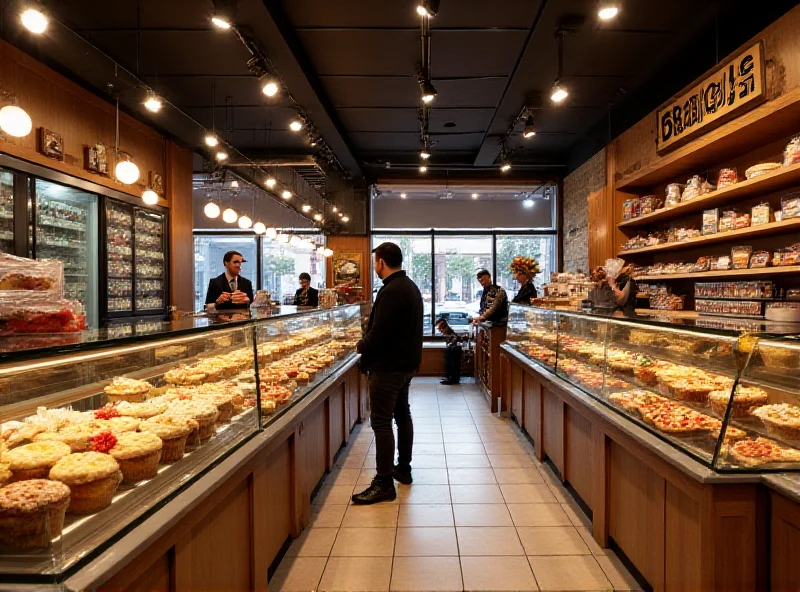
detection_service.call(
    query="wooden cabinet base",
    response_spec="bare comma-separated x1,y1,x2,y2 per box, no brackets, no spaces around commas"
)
501,349,800,592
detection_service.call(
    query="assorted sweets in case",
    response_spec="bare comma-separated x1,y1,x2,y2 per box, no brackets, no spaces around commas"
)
505,303,800,471
0,305,363,580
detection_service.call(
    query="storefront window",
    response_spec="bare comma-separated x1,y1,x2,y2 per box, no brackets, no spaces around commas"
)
262,236,324,304
194,235,258,311
496,235,556,299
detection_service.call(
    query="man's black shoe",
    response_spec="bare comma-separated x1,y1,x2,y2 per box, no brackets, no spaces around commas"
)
440,379,459,385
351,478,396,505
393,465,413,485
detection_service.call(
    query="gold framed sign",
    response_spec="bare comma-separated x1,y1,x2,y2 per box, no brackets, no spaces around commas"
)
657,41,765,154
332,252,362,286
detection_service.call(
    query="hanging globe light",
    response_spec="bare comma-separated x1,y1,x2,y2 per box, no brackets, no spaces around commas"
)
266,227,278,240
115,157,140,185
253,222,267,235
237,215,253,229
204,201,220,218
142,189,159,205
0,105,32,137
222,208,238,224
323,248,334,258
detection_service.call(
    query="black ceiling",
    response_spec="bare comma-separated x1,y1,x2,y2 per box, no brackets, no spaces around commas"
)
3,0,797,182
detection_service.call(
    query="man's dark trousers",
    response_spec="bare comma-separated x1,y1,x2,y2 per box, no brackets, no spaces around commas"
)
443,344,462,383
369,370,416,479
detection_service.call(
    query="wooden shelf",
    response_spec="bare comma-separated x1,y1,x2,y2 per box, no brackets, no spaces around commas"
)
634,266,800,281
618,162,800,229
618,218,800,256
615,88,800,190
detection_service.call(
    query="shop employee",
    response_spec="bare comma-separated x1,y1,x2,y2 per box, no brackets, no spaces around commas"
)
293,272,319,307
205,250,253,309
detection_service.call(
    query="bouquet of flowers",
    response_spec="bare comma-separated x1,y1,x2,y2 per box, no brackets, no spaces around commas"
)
509,256,540,277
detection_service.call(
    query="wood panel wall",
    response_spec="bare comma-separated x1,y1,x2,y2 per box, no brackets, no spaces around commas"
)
167,140,195,311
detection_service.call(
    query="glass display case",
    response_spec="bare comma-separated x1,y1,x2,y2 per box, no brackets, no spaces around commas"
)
0,169,14,254
505,303,800,472
134,209,166,313
0,305,362,582
106,200,134,314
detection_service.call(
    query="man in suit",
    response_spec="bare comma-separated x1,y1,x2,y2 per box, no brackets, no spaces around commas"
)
352,242,423,505
205,250,254,310
293,272,319,307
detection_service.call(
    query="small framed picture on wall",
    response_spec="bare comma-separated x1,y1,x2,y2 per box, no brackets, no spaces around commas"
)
39,128,64,161
150,171,164,196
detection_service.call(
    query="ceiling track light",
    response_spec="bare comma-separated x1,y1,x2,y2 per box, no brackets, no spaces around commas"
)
598,1,620,20
523,114,536,138
211,0,235,29
265,177,276,188
261,78,279,97
301,204,311,213
420,139,431,160
341,215,350,223
551,30,569,103
289,119,303,132
204,134,219,147
420,79,437,103
281,190,292,200
143,91,163,113
419,165,428,174
471,193,479,199
21,7,48,34
215,150,228,161
416,0,440,18
313,213,323,222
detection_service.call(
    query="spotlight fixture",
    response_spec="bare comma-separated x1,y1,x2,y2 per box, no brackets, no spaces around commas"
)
500,161,512,173
281,190,292,200
313,213,323,222
230,180,239,189
238,215,253,229
211,1,235,30
522,198,534,208
598,1,620,20
142,189,159,205
143,93,163,113
338,212,344,217
212,16,231,28
301,204,311,213
266,227,278,239
115,156,140,185
550,82,568,103
222,208,238,223
523,115,536,138
262,80,279,97
472,193,479,199
0,105,32,137
331,205,338,213
416,0,440,18
420,79,437,103
400,193,407,199
289,119,303,132
341,215,350,223
265,177,276,188
216,150,228,161
204,201,221,219
420,148,431,160
21,8,48,34
204,134,219,147
253,222,267,235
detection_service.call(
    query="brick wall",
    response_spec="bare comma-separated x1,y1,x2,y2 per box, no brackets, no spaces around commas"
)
561,148,606,273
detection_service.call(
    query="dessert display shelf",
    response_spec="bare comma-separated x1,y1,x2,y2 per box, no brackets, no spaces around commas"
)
0,304,364,582
505,303,800,473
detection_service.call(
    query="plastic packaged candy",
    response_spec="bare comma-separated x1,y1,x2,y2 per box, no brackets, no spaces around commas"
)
712,256,732,271
749,251,772,268
694,256,712,272
717,168,738,189
665,183,682,207
622,198,639,221
639,195,663,215
681,176,704,202
783,135,800,166
0,253,63,295
751,203,772,226
745,162,781,179
781,192,800,219
719,209,738,232
734,212,751,230
702,209,719,235
731,246,753,270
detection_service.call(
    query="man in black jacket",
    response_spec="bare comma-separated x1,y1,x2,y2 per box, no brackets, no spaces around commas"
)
472,269,508,326
352,242,423,504
293,272,319,307
204,251,254,310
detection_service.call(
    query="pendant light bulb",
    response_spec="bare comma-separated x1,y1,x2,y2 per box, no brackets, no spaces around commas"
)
216,150,228,161
301,204,311,213
420,79,437,103
500,161,512,173
204,201,221,219
222,208,238,224
331,205,338,213
253,222,267,235
144,94,163,113
266,227,278,239
313,213,323,222
598,2,620,20
282,190,292,200
238,215,252,229
420,148,431,160
115,159,140,185
341,215,350,223
265,177,276,188
21,8,48,34
323,248,334,258
204,134,219,147
523,115,536,138
262,80,279,97
289,120,303,132
142,189,159,205
0,105,32,137
419,165,428,174
550,81,568,103
416,0,440,18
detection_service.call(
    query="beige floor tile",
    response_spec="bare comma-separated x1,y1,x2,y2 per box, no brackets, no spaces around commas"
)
313,485,355,505
413,432,444,443
452,503,513,527
460,556,539,591
471,414,510,425
318,556,393,592
413,443,446,455
269,556,327,591
507,503,572,527
445,454,491,468
330,527,396,557
411,455,447,468
310,504,348,528
398,504,454,527
500,483,559,504
595,554,643,591
517,526,591,556
405,468,449,485
390,556,463,592
414,416,443,425
448,468,497,484
398,484,452,504
493,467,544,484
284,527,339,557
442,424,479,434
337,455,367,469
456,526,525,556
547,483,569,503
444,442,486,455
577,527,614,556
325,468,362,486
394,526,459,556
363,457,377,468
479,431,522,443
483,442,530,455
528,555,612,591
443,432,483,443
342,504,400,528
561,500,592,528
357,468,377,486
412,409,441,418
489,454,536,468
440,417,475,426
450,483,505,504
414,425,444,434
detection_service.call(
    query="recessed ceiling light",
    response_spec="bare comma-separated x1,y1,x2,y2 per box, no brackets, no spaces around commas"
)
265,177,276,188
282,190,292,199
598,2,619,20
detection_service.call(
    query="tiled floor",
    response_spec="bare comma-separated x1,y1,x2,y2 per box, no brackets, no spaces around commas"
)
270,378,643,591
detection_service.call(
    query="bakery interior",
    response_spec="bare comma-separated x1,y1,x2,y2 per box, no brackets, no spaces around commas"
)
1,0,800,590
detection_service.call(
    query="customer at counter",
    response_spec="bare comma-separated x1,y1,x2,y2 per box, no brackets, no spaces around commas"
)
205,251,253,310
510,256,539,304
472,269,508,325
293,273,319,307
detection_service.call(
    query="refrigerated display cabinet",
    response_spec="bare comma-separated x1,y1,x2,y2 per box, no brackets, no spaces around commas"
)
0,169,14,254
134,209,166,313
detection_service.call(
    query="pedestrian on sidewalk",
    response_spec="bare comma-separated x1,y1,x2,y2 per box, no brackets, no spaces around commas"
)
352,242,423,504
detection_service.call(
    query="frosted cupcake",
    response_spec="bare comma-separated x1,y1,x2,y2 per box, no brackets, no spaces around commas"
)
104,377,152,403
139,416,194,462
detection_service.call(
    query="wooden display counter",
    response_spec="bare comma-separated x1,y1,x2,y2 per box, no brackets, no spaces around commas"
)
500,345,800,591
59,357,367,592
475,323,506,412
